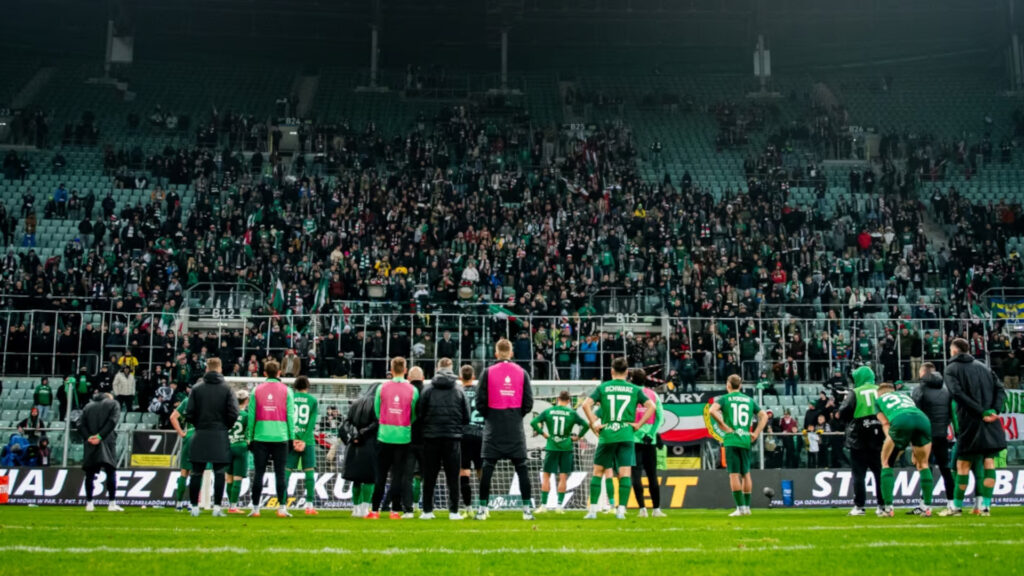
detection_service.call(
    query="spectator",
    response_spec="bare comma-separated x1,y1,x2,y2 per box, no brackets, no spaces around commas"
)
282,349,301,377
17,407,45,441
33,376,53,421
112,365,136,412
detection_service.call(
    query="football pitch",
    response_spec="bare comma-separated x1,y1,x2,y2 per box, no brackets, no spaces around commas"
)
1,507,1023,575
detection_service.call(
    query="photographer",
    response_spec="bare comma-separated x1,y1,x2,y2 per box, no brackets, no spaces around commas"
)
838,365,885,516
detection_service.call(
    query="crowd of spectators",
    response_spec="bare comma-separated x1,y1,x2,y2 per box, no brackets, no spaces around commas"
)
3,86,1024,396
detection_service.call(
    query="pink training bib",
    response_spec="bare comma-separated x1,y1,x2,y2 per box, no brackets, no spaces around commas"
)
379,380,414,427
487,362,524,410
635,386,657,424
254,380,289,422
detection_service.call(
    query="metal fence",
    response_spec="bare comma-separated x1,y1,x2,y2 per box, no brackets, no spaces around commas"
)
0,308,1011,383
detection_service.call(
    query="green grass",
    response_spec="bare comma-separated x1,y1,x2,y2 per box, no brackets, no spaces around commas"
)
1,507,1022,575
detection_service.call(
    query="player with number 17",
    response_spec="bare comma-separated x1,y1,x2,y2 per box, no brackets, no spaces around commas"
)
581,357,656,520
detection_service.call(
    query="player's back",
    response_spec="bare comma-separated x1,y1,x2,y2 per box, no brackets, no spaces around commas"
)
875,392,925,421
718,391,759,449
593,379,641,443
293,391,318,440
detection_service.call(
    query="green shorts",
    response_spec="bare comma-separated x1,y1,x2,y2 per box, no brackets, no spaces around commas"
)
178,435,193,472
287,443,317,470
725,446,751,475
542,450,574,474
229,444,249,477
594,441,635,469
889,412,932,452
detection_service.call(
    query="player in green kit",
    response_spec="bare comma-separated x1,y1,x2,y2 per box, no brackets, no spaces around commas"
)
169,395,194,511
581,357,656,520
226,389,250,514
531,390,587,513
874,382,934,517
709,374,768,517
287,376,320,515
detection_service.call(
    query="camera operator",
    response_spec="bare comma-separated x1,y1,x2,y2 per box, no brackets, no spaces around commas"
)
838,365,885,516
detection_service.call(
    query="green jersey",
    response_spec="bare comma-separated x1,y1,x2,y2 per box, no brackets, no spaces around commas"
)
716,391,761,449
875,392,925,421
293,391,319,444
175,397,194,437
228,412,248,446
531,405,586,451
462,384,484,436
589,379,644,444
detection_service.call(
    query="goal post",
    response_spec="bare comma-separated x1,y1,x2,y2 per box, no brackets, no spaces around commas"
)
224,377,614,510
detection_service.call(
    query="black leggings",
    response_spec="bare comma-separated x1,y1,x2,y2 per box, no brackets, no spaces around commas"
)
631,442,660,509
250,441,288,507
83,463,116,502
422,438,461,513
850,447,882,508
930,435,954,499
372,443,408,512
480,457,532,506
189,462,227,507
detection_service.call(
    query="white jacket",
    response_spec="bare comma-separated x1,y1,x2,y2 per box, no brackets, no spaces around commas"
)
113,372,136,396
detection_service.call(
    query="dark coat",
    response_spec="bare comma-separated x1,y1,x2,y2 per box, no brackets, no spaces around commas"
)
186,371,239,464
80,393,120,469
944,353,1008,456
476,361,533,460
342,392,378,483
417,369,469,439
912,372,952,437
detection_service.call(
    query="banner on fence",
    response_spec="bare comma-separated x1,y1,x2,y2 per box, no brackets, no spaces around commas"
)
4,466,1022,509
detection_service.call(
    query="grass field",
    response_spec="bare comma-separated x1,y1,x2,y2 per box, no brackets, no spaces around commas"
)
1,506,1023,575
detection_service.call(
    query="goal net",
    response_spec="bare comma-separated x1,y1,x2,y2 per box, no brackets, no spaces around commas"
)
218,378,611,511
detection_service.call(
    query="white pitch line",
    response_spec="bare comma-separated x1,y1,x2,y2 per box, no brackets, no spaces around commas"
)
1,540,1021,557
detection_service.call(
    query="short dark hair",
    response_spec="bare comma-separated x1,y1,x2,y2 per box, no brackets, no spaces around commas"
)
558,390,571,403
951,338,970,355
611,356,629,375
293,375,310,391
459,365,475,381
628,368,647,388
264,360,280,378
921,362,936,372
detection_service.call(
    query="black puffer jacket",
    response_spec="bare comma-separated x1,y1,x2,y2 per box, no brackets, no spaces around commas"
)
417,369,469,439
944,353,1008,455
912,372,952,437
187,371,239,464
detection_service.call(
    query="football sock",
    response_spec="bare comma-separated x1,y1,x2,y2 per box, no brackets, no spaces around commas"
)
982,468,996,508
304,470,315,503
605,477,615,506
229,482,241,505
361,484,374,505
743,491,751,507
919,468,934,506
541,491,549,506
954,474,969,508
617,477,631,508
557,492,565,505
175,476,187,501
412,477,422,506
460,476,472,508
732,490,744,508
880,468,895,506
352,483,363,506
589,476,602,505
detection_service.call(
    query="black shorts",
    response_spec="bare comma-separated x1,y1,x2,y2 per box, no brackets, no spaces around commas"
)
461,436,482,470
